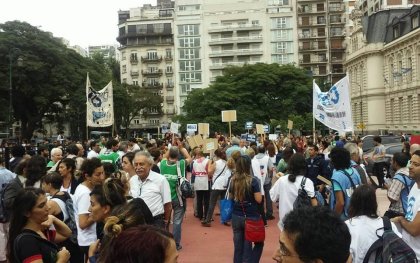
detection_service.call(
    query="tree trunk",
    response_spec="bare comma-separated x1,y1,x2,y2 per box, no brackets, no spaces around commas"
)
20,118,38,141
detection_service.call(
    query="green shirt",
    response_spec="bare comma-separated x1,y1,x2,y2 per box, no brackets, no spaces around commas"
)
98,150,120,172
160,159,186,200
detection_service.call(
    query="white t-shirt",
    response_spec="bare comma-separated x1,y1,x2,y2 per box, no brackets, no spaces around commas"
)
345,216,401,263
212,159,228,190
87,150,99,159
129,171,172,217
73,184,96,246
269,174,315,230
402,184,420,259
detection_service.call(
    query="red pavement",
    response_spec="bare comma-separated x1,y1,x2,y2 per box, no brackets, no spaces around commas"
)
171,198,279,263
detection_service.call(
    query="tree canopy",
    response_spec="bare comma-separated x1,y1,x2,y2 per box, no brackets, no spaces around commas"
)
176,63,313,134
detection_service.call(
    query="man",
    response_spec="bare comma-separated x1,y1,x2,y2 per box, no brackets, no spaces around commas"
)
129,151,172,229
128,137,141,152
385,152,413,218
160,144,192,250
47,147,63,171
87,140,101,159
251,145,275,221
37,144,50,166
98,139,120,173
371,136,386,188
0,157,16,263
65,143,85,171
239,139,248,152
393,150,420,259
272,206,351,263
306,144,330,205
226,137,243,159
344,142,368,185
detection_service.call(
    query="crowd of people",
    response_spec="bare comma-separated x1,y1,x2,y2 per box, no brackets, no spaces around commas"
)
0,131,420,263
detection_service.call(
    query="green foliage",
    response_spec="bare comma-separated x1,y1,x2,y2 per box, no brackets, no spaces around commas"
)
178,63,312,135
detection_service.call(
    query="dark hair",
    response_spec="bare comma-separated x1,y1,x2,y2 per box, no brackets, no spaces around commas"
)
373,136,381,143
282,147,294,162
11,145,25,157
103,163,115,178
257,145,265,154
122,152,135,164
393,152,409,168
348,184,378,218
267,143,276,157
90,140,99,149
25,156,47,187
66,144,79,155
283,206,351,263
13,158,28,175
57,158,76,174
104,225,174,263
287,153,307,183
37,145,48,155
90,178,126,211
308,145,319,152
43,171,63,189
106,139,119,149
80,158,103,179
148,148,161,162
129,138,137,143
412,150,420,158
214,148,226,161
7,187,45,262
329,147,351,170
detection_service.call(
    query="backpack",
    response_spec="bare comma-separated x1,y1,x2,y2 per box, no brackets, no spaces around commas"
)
293,177,312,209
52,192,78,244
0,177,23,223
363,216,418,263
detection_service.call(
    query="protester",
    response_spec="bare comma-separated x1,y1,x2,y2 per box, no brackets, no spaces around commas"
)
25,155,48,188
103,225,178,263
47,147,63,170
129,151,172,229
371,136,386,189
346,184,401,262
98,139,120,173
9,145,26,173
73,158,105,261
56,158,80,194
276,147,293,177
7,187,71,263
192,148,211,222
230,155,264,263
87,140,101,159
121,152,136,181
272,206,351,263
270,153,317,230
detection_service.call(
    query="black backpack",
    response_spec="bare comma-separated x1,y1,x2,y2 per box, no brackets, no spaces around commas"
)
363,216,418,263
293,177,311,209
52,192,78,244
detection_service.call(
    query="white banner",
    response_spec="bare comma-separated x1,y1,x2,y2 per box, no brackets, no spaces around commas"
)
313,76,354,133
86,73,114,127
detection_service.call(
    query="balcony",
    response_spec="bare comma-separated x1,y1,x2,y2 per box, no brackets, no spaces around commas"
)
130,58,138,65
166,83,174,90
165,56,173,61
298,20,326,27
141,69,163,76
298,45,327,51
299,58,328,65
166,96,174,102
117,30,173,41
329,6,344,13
330,31,345,38
330,19,345,25
209,49,263,57
208,36,263,45
142,82,163,89
141,56,163,63
208,23,263,33
331,56,344,62
297,7,326,14
209,61,260,70
165,70,173,75
130,70,139,77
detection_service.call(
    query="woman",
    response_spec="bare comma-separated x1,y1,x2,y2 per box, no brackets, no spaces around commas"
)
73,158,105,261
7,187,71,263
192,148,211,221
345,185,401,263
121,152,136,181
42,171,83,263
103,225,178,263
56,158,79,194
25,156,48,188
270,153,317,230
276,147,293,178
230,155,263,263
202,148,228,227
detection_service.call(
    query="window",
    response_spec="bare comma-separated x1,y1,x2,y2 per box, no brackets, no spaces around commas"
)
408,95,413,121
179,49,199,59
274,17,287,28
178,25,199,36
166,65,173,73
252,20,259,25
130,53,138,61
276,42,286,53
148,66,159,73
147,50,158,59
133,119,140,125
179,38,200,47
133,80,139,86
412,14,419,29
149,107,159,113
178,4,200,11
393,25,400,38
180,72,202,82
166,49,172,59
121,51,126,60
181,84,192,94
275,30,287,40
149,119,160,125
268,0,289,5
272,54,288,64
122,65,127,73
180,60,201,71
317,16,326,24
390,98,395,123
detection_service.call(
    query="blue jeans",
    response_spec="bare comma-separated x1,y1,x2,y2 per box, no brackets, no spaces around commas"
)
172,198,186,248
232,214,264,263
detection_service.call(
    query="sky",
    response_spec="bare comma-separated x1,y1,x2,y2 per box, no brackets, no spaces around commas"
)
0,0,156,49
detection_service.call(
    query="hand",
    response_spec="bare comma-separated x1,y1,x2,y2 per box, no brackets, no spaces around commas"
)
41,215,54,229
57,247,71,262
88,240,100,258
276,172,284,178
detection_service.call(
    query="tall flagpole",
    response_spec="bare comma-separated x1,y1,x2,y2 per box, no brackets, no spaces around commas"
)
86,72,89,141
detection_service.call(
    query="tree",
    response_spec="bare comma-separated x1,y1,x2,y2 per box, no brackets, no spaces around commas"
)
0,21,109,140
177,63,312,135
114,83,163,138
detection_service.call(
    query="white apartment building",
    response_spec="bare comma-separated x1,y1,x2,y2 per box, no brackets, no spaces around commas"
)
345,5,420,134
357,0,420,16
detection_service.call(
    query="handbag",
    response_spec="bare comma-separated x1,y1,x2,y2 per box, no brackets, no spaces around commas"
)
219,178,233,224
241,202,265,243
176,161,194,199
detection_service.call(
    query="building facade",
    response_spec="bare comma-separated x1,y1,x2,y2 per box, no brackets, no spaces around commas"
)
345,6,420,134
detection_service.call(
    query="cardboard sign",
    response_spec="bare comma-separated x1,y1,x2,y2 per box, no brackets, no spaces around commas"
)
263,124,270,133
246,134,256,142
269,134,277,140
198,123,210,135
203,138,218,153
256,124,264,134
170,122,180,134
221,110,237,122
245,121,253,129
187,134,205,149
287,120,293,130
186,124,197,132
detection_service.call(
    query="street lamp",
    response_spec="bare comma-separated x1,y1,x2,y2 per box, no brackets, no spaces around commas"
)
353,82,364,135
8,48,22,138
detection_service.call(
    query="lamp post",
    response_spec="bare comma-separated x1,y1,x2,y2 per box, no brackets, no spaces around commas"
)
8,48,22,138
353,82,364,135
